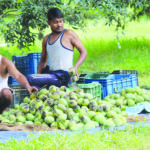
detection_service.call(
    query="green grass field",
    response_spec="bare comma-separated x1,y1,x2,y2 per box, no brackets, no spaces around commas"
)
0,126,150,150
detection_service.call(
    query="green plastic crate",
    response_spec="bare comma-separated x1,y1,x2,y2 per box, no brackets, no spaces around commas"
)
77,72,110,83
85,72,110,79
77,83,102,99
77,73,91,84
9,85,30,108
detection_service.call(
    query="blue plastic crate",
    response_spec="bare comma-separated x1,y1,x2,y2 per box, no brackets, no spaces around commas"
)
12,55,29,75
8,76,19,85
28,53,41,74
112,70,139,86
9,53,50,85
9,53,42,85
85,74,138,99
12,53,41,76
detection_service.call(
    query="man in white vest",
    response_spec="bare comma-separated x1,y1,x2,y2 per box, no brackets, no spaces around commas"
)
27,7,87,89
0,55,38,114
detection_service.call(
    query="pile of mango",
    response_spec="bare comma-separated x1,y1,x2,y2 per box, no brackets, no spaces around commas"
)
104,87,150,107
0,85,127,130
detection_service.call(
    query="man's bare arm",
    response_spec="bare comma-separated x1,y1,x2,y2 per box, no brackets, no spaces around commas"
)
37,35,49,74
69,30,87,74
4,58,38,93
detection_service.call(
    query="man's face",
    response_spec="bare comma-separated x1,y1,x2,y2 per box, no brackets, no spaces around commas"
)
48,18,64,33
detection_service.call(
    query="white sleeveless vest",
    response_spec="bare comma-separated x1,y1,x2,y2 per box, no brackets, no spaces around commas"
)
46,29,73,71
0,55,9,92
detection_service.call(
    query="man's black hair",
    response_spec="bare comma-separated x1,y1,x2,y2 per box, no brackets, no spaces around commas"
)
47,7,63,21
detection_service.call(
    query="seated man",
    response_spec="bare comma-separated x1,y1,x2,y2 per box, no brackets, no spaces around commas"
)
27,7,87,89
0,55,38,114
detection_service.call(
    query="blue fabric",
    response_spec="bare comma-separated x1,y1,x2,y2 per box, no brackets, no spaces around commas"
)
0,120,150,144
27,74,61,89
125,102,150,115
138,113,150,118
27,65,71,89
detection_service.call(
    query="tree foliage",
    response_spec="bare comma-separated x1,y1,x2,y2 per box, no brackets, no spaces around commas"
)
0,0,150,48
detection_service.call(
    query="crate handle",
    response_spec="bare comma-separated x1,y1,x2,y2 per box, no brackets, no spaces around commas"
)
10,88,15,96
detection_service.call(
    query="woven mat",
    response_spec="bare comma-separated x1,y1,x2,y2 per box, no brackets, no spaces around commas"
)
0,124,53,131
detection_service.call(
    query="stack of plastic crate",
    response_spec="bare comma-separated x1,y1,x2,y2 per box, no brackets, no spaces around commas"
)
85,73,138,99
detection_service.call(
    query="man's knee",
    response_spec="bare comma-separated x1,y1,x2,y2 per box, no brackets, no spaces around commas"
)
26,74,34,85
1,88,12,104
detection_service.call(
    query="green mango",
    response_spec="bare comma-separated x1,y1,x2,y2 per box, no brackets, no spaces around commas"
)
39,94,48,101
94,113,106,124
30,106,36,115
51,122,58,128
83,121,96,130
49,85,57,93
26,113,35,121
60,86,67,92
57,104,67,112
69,100,77,107
34,117,43,123
80,115,90,124
39,88,49,96
127,99,135,106
14,104,20,110
53,109,63,117
87,111,96,119
23,97,30,103
59,98,68,107
69,122,83,131
106,111,117,118
16,116,26,123
82,99,90,106
51,93,60,100
9,115,16,122
72,115,80,122
68,69,75,76
57,113,67,121
103,119,115,128
30,92,38,99
1,119,10,124
25,121,34,124
20,104,30,113
44,116,55,124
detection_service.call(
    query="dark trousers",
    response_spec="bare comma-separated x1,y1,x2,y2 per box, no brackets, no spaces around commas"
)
27,65,71,89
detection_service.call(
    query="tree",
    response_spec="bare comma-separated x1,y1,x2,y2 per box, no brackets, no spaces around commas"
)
0,0,150,48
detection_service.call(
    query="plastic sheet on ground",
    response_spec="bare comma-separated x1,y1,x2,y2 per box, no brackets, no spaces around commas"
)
125,102,150,115
0,119,150,144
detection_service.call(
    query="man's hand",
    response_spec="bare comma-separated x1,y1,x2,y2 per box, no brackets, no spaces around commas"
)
27,86,38,94
70,66,78,76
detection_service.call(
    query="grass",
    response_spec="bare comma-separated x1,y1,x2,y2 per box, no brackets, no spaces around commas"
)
0,126,150,150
